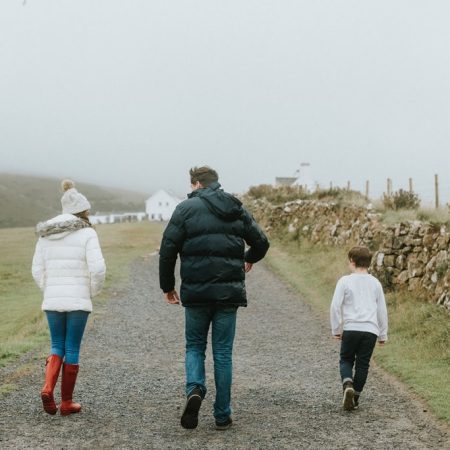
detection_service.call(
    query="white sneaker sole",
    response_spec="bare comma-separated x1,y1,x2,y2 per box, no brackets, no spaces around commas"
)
343,387,355,411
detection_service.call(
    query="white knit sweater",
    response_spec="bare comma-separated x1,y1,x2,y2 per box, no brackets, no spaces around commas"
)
32,214,106,312
330,273,388,341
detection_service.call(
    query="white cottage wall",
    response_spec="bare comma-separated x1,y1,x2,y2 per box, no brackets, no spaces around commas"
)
146,190,181,221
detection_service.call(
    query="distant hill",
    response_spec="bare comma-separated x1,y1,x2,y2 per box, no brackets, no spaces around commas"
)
0,173,149,228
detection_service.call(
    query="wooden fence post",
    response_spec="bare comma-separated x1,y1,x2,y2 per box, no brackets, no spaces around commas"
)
435,174,439,209
386,178,392,196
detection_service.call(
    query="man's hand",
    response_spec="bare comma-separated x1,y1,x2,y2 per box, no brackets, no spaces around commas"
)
378,340,386,346
164,290,180,305
333,334,342,341
245,262,253,273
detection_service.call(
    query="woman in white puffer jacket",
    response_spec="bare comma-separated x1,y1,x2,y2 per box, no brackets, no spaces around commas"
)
32,180,106,416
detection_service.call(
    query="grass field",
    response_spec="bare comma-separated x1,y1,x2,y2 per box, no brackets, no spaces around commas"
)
0,221,164,368
266,240,450,425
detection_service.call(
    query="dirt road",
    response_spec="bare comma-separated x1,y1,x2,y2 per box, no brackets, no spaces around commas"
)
0,256,448,449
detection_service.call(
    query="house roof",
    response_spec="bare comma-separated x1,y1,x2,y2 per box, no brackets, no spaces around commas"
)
146,189,183,203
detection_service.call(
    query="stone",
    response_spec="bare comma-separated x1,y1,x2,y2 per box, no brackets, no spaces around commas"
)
436,250,448,266
399,224,410,235
395,255,406,270
437,292,450,306
397,270,409,284
426,256,437,272
408,278,421,291
423,234,435,248
330,224,339,237
408,255,424,278
384,255,395,267
393,237,404,250
436,236,447,250
382,236,394,249
376,253,385,267
418,251,429,264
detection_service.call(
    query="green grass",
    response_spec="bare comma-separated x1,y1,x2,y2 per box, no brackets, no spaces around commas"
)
265,238,450,425
375,205,450,226
0,221,164,367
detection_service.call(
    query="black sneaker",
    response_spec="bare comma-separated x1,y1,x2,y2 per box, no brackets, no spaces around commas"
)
180,388,203,429
342,381,355,411
353,394,359,410
215,417,233,430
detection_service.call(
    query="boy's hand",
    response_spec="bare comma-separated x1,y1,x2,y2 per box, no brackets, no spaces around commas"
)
245,262,253,273
378,340,386,346
164,290,180,305
333,334,342,341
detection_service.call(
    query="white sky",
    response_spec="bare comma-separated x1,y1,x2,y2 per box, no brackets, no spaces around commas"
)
1,0,449,204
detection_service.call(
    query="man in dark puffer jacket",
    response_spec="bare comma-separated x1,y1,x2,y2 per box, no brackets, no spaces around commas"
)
159,166,269,431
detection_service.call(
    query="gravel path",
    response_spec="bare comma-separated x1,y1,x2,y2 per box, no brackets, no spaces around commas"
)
0,256,449,449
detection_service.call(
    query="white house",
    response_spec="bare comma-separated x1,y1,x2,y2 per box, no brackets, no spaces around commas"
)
146,189,182,221
293,163,316,192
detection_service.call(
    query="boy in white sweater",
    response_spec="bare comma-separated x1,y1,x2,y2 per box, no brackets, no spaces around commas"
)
330,246,388,411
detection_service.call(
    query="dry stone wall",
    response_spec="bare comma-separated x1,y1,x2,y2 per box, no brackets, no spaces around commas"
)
247,198,450,310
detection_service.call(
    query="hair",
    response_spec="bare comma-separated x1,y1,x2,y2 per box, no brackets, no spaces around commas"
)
348,246,373,268
74,210,92,226
189,166,219,187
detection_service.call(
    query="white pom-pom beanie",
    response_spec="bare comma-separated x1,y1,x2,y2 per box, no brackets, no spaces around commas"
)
60,180,91,214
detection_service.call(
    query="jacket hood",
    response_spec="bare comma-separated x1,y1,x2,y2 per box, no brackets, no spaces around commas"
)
189,182,243,222
36,214,91,240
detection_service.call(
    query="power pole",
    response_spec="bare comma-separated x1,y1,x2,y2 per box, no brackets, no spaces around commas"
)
347,180,351,191
409,177,413,193
365,180,370,199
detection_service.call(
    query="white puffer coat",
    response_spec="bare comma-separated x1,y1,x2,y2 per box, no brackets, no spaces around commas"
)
32,214,106,312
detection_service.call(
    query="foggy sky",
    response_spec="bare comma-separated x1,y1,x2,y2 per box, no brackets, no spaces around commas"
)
1,0,450,203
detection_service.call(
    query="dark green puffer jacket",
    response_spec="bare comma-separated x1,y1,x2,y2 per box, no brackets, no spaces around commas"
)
159,182,270,307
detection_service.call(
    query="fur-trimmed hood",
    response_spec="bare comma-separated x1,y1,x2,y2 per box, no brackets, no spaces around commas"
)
36,214,91,240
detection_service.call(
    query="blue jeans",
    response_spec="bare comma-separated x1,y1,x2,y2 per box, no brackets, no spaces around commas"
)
339,330,377,394
45,311,90,364
185,306,237,423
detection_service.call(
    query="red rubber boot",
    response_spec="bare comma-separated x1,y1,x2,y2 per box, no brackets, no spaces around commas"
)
60,363,82,416
41,355,63,415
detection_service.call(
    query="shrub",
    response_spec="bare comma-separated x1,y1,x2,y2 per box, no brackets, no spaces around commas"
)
246,184,308,203
382,189,420,211
246,184,369,207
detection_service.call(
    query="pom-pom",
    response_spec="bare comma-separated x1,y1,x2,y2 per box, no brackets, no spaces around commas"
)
61,179,75,192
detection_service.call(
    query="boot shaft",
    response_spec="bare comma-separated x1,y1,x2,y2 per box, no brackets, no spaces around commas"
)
42,355,63,392
61,363,79,402
41,355,63,415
